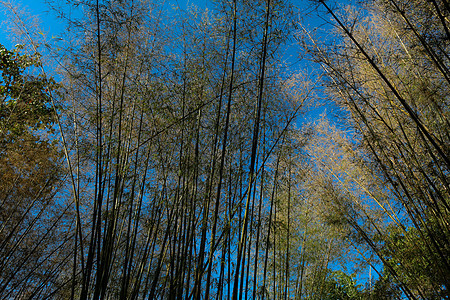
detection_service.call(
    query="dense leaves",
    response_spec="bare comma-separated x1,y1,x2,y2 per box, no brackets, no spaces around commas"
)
0,44,55,137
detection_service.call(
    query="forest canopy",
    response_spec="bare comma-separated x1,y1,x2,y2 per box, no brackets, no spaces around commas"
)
0,0,448,299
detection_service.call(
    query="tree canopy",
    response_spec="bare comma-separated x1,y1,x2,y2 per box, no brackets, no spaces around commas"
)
0,0,448,298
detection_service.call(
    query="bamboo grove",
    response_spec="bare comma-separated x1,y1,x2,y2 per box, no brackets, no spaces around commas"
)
0,0,448,299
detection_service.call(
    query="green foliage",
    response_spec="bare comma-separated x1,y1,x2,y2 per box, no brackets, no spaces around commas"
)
376,224,450,299
369,272,402,300
0,43,60,206
320,270,363,300
315,269,402,300
0,44,55,138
